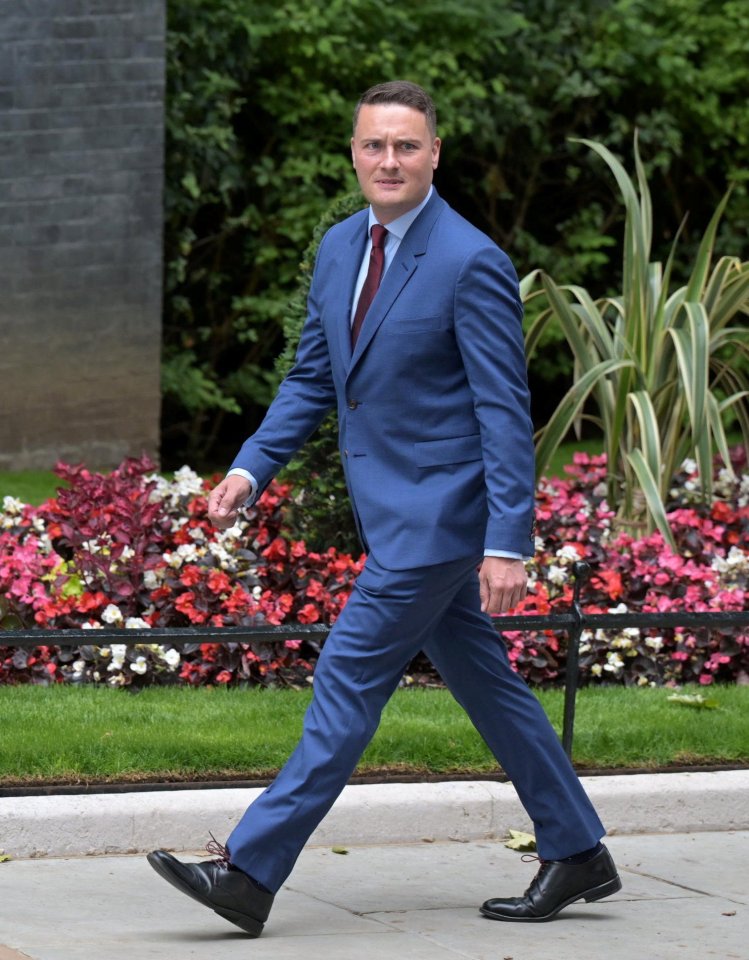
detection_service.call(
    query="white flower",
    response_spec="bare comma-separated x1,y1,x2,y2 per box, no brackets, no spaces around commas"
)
143,569,160,590
82,621,103,630
252,585,263,600
101,604,123,625
604,651,625,673
72,659,86,674
534,535,546,553
108,643,127,672
130,656,148,675
556,545,581,564
172,465,204,495
681,458,697,474
176,543,199,563
608,602,628,614
1,495,25,515
591,663,603,677
645,636,664,653
125,617,151,630
163,648,181,669
547,564,567,586
120,546,135,561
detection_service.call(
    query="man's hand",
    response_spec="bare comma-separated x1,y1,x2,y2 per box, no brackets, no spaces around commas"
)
479,556,528,615
207,475,252,530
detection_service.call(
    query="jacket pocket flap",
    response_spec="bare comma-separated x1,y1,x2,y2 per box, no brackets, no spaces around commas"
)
414,434,482,468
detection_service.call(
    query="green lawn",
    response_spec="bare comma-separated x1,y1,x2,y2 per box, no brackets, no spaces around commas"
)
0,684,745,787
0,470,63,505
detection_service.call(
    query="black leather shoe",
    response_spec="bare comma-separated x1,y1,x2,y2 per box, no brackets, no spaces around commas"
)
147,840,274,937
480,845,621,922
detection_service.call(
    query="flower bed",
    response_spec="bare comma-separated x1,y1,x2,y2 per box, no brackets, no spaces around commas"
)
1,451,747,688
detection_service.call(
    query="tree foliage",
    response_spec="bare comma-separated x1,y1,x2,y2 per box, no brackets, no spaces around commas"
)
162,0,749,468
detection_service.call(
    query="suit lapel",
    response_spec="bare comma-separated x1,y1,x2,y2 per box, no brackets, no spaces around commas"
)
347,192,445,375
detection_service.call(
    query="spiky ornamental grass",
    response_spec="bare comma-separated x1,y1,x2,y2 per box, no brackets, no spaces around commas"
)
525,136,749,548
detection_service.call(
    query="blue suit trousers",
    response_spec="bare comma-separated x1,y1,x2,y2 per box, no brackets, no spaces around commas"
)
227,555,604,892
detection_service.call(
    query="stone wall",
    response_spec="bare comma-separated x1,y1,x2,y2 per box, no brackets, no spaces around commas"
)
0,0,166,470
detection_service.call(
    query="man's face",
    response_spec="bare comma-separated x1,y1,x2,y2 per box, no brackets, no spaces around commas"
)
351,104,441,224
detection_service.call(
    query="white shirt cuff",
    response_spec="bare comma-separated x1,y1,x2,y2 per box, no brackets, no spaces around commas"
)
226,468,258,506
484,549,530,561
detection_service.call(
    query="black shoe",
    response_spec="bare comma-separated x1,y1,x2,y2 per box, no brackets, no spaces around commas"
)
480,844,621,922
147,838,274,937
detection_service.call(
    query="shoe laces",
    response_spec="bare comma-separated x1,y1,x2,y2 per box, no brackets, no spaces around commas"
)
521,854,548,866
205,833,231,867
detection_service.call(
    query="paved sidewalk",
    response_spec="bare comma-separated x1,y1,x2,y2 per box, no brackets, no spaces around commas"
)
0,831,746,959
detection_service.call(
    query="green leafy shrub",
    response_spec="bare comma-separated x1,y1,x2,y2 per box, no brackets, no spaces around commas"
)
275,192,365,552
526,137,749,545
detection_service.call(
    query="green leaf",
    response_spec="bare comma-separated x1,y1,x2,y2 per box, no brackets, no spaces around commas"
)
666,694,719,710
503,830,537,852
625,449,677,549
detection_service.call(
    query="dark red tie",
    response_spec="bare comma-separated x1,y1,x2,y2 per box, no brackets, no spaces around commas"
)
351,224,387,347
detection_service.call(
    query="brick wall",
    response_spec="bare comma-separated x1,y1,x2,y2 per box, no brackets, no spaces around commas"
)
0,0,166,470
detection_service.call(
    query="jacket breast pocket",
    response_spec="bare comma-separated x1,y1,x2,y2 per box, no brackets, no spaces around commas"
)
414,434,483,468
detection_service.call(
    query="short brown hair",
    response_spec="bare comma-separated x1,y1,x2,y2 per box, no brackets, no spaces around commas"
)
353,81,437,138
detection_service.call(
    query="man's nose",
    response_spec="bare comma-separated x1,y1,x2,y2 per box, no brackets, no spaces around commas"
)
380,145,400,167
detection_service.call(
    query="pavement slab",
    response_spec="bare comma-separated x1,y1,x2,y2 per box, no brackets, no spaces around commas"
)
0,832,746,959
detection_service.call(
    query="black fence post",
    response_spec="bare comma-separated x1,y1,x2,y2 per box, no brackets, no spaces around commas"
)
561,560,591,758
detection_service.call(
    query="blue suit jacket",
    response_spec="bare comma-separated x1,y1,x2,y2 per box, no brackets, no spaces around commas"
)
231,189,536,570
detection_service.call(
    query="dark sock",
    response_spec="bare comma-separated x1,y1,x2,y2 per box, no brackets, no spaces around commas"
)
558,841,603,865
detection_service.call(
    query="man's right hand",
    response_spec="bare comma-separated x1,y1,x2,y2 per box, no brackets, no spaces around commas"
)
207,475,252,530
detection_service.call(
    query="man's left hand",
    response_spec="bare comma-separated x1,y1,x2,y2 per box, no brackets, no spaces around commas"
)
479,556,528,614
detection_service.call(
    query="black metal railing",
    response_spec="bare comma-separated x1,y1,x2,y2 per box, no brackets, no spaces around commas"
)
3,562,748,758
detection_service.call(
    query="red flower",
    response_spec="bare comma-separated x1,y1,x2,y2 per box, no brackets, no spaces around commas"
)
262,537,288,561
180,565,202,587
207,569,232,595
297,603,320,624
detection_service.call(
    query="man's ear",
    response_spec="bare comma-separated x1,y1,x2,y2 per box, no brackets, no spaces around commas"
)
432,137,442,170
350,138,356,168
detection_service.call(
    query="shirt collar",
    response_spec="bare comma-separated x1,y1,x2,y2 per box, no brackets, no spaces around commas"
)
367,186,434,241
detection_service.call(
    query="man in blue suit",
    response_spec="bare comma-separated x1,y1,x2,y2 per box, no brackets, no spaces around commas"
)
148,81,620,936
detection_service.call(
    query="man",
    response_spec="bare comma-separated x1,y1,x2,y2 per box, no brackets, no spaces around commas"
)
147,81,620,936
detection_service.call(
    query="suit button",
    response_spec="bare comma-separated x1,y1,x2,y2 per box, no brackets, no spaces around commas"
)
348,399,359,410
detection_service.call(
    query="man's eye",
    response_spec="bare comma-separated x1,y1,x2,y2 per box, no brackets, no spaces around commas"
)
402,143,416,151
